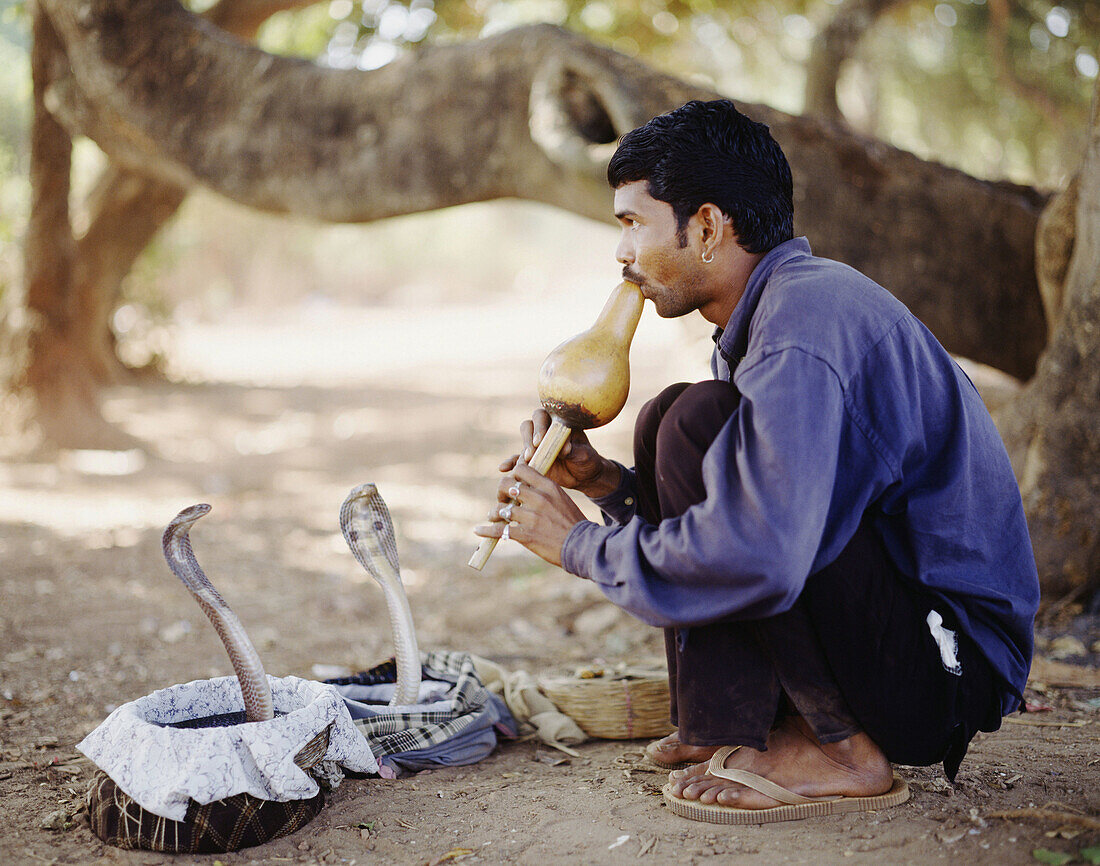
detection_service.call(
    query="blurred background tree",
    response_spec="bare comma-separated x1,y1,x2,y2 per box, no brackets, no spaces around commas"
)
2,0,1098,599
2,0,1094,322
254,0,1096,187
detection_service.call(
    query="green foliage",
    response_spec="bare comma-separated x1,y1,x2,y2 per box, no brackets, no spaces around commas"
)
257,3,340,58
1031,847,1100,866
1033,849,1080,866
856,0,1096,185
0,1,30,305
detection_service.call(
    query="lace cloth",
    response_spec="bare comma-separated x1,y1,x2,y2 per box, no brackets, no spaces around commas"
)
77,675,378,821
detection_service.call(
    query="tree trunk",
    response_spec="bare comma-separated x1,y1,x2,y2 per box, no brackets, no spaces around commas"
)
68,0,314,388
72,168,187,385
995,81,1100,603
24,6,134,449
804,0,910,122
38,3,1047,382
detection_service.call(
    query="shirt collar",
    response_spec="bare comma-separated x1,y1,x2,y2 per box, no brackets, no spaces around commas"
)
713,236,813,366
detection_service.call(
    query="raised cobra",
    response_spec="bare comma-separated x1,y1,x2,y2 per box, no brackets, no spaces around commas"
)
162,504,275,723
340,484,422,707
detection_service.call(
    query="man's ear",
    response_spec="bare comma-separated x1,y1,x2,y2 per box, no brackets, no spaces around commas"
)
696,203,727,246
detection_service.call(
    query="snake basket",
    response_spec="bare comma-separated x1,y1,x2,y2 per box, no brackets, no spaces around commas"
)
87,722,333,854
539,668,673,740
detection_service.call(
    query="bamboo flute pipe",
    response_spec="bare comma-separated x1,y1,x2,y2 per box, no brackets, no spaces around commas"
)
469,280,645,570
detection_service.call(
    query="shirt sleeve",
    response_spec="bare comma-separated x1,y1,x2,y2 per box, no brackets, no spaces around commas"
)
589,461,638,525
561,347,845,627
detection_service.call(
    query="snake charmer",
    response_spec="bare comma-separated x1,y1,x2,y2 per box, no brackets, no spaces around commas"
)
474,98,1040,825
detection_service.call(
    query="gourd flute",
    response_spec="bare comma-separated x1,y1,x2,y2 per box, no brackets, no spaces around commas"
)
469,280,645,570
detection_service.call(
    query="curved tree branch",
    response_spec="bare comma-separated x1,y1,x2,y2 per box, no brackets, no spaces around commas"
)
203,0,317,35
39,2,1047,379
66,0,312,387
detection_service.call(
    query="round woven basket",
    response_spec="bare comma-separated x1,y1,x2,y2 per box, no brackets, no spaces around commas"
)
87,721,333,854
539,668,673,740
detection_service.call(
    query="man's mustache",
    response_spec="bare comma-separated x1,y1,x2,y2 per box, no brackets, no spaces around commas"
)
622,267,644,285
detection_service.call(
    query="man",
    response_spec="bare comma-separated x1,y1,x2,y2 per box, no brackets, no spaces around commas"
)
474,99,1039,824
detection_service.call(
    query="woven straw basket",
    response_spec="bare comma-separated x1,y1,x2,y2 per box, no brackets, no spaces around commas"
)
539,668,673,740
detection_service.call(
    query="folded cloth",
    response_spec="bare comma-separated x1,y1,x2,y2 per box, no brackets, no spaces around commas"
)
470,655,588,756
77,675,378,821
327,650,517,774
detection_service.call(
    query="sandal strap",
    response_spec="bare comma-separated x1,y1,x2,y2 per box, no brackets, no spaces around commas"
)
706,746,840,806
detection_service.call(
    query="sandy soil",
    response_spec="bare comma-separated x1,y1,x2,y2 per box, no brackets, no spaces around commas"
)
1,298,1097,866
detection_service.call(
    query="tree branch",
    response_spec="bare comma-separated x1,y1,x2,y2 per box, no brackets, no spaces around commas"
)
38,1,1047,377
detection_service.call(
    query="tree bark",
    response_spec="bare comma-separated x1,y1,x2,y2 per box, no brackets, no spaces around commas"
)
39,3,1047,381
1034,173,1078,341
996,81,1100,602
24,6,134,449
804,0,910,122
72,168,187,385
68,0,314,387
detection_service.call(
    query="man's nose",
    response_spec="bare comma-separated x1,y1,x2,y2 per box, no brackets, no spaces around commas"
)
615,234,634,264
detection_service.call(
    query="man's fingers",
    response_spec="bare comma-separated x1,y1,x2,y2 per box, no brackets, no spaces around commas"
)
531,409,551,446
512,462,556,491
497,473,522,502
473,520,508,539
519,418,535,463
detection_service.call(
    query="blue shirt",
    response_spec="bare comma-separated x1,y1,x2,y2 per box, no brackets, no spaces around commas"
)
561,237,1038,715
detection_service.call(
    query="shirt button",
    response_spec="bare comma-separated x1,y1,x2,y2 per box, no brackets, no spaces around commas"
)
624,497,634,506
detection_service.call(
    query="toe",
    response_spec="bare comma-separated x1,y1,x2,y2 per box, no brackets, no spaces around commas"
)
714,785,747,806
681,778,723,801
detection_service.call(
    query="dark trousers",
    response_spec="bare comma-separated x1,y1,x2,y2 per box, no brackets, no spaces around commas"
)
635,381,1001,779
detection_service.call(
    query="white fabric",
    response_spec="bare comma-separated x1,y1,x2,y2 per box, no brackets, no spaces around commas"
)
77,675,378,821
926,610,963,676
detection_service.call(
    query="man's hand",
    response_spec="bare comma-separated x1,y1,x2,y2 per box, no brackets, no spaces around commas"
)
475,409,621,567
473,463,588,567
501,409,620,499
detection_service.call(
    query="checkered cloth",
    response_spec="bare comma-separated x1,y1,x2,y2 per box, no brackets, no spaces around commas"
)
88,770,323,853
327,650,516,772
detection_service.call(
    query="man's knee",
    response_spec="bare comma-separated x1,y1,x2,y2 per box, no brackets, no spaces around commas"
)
657,380,740,450
636,382,694,462
637,382,693,436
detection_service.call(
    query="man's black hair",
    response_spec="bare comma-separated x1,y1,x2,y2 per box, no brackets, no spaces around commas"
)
607,99,794,254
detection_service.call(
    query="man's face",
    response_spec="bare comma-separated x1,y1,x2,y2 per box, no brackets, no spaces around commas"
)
613,181,707,319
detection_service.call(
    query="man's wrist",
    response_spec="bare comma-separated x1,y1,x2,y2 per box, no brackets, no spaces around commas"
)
578,460,621,500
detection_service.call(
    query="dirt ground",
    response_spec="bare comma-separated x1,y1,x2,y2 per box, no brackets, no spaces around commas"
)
1,295,1098,866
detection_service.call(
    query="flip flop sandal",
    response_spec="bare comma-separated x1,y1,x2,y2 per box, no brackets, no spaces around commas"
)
649,756,696,770
662,746,910,825
646,750,696,770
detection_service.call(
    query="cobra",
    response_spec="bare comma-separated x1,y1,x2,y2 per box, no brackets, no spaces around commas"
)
339,483,423,706
162,504,275,723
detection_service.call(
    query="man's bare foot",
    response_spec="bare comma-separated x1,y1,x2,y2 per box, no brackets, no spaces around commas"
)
666,716,893,809
645,730,721,768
